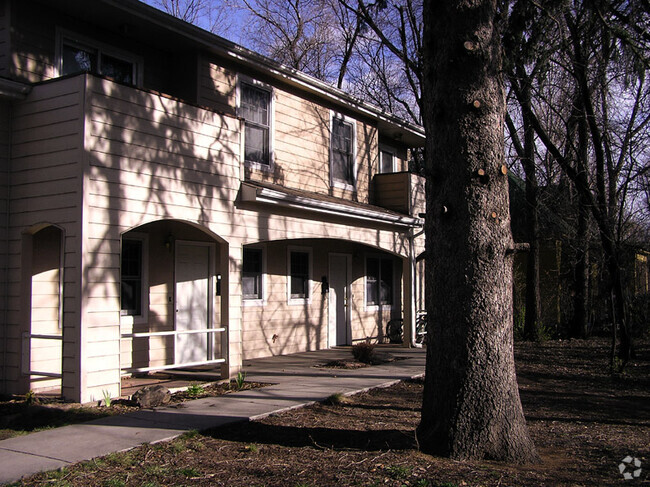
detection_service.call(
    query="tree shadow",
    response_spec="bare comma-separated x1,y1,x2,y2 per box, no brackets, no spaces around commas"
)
204,420,417,451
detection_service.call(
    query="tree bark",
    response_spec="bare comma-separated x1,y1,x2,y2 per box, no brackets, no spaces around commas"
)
521,81,541,341
572,112,590,339
417,0,538,462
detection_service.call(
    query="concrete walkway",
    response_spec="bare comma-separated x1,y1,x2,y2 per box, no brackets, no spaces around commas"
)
0,346,425,485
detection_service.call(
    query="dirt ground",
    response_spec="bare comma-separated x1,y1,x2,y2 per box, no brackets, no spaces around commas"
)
8,338,650,486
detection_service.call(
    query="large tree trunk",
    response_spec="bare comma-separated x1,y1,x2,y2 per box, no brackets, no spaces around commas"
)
417,0,538,462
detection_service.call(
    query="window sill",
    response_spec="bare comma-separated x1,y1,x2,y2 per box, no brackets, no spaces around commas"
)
245,160,274,173
331,180,356,192
120,313,148,326
365,304,393,312
243,298,265,307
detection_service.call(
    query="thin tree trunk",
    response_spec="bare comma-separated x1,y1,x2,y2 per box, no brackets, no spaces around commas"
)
572,195,590,338
572,113,590,338
521,81,541,341
418,0,538,462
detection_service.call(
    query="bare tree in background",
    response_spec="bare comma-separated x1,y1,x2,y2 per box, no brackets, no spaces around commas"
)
152,0,234,34
508,0,650,365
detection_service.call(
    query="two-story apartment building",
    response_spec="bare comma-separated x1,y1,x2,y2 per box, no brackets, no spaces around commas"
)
0,0,426,403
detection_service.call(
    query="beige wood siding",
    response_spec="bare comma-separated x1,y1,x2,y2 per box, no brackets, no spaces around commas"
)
198,60,380,205
246,88,379,205
6,76,84,396
197,59,236,115
241,240,402,360
374,172,425,216
9,0,56,82
84,76,241,401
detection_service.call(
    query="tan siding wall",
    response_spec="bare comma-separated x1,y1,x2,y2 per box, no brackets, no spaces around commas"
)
197,59,236,115
9,0,56,82
241,240,402,360
198,59,381,205
84,76,241,401
5,76,84,396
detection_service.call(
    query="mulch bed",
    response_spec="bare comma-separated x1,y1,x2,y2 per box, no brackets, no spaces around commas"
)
7,338,650,486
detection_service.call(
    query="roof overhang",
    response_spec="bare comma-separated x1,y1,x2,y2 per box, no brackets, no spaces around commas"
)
0,78,31,100
241,182,423,229
82,0,425,147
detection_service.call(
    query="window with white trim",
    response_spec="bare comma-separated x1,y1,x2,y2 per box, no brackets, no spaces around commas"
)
380,148,395,174
366,256,394,306
240,80,272,166
242,247,264,300
330,113,356,187
57,31,141,86
288,248,311,302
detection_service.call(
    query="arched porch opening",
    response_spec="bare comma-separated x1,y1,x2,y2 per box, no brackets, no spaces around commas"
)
119,219,228,378
21,224,64,395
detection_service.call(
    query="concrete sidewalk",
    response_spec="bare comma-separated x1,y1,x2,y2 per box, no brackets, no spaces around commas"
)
0,346,425,485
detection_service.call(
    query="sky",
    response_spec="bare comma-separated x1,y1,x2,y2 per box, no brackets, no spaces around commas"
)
139,0,250,47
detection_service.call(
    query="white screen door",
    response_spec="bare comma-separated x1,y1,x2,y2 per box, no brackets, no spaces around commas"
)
329,254,351,346
175,242,212,364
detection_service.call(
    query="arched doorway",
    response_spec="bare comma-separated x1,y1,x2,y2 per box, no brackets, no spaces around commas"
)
119,220,227,375
22,225,64,394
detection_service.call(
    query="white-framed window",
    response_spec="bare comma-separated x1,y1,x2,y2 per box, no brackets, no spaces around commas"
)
238,76,273,169
120,233,149,323
330,112,357,188
56,29,142,86
379,146,396,174
287,246,312,304
366,255,394,307
242,246,265,304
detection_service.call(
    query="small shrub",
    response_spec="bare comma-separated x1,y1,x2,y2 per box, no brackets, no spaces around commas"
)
24,390,37,406
386,465,411,479
102,390,112,407
245,443,259,453
177,466,201,477
103,478,126,487
325,392,345,405
186,382,205,397
352,342,375,364
233,371,247,390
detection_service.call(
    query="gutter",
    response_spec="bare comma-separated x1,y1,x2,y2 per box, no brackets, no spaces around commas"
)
241,183,423,229
0,78,31,100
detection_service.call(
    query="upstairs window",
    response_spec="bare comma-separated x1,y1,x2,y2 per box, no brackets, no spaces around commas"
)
366,256,394,306
380,149,395,174
330,114,356,187
241,81,272,166
57,31,141,86
242,247,264,300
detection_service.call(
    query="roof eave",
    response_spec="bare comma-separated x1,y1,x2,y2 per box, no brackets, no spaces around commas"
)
102,0,425,147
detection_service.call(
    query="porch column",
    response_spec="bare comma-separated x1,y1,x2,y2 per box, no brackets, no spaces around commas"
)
224,242,242,378
403,248,416,347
